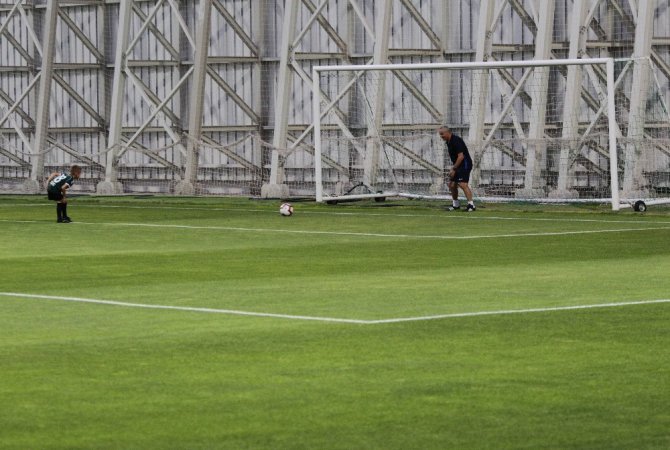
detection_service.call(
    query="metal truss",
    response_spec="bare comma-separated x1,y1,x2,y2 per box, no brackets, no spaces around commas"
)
467,0,669,198
273,0,669,197
0,0,668,198
267,0,451,193
0,0,265,194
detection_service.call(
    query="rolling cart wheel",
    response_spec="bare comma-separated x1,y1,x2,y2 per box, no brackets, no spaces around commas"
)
633,200,646,212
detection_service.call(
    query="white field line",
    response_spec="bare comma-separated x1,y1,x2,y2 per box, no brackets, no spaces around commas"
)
0,219,669,240
3,202,670,225
1,292,668,325
368,299,670,324
0,292,369,324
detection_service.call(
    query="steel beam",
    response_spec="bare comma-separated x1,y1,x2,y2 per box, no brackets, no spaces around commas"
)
554,0,589,197
431,0,452,195
53,73,106,126
57,8,105,61
179,0,213,194
301,0,347,53
362,0,391,190
200,135,259,171
97,0,108,170
0,1,22,37
120,66,194,156
29,0,59,188
98,0,132,193
267,0,299,189
468,0,496,188
47,138,105,169
398,0,442,50
206,67,260,124
0,74,41,129
348,0,375,41
131,3,180,60
0,146,30,167
213,0,259,56
622,0,655,197
390,69,442,121
0,29,35,65
519,0,555,197
508,0,538,36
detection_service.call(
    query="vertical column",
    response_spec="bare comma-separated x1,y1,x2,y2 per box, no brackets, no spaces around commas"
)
622,0,654,198
176,0,212,195
467,0,496,189
26,0,59,192
553,0,588,198
430,0,455,195
336,0,357,197
362,0,391,190
252,0,264,169
97,1,108,172
97,0,133,194
518,0,555,198
262,0,299,198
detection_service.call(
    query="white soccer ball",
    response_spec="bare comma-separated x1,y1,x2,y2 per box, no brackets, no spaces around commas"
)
279,202,294,216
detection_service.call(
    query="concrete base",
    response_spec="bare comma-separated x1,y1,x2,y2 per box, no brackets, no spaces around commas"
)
548,189,579,200
261,183,289,199
515,188,546,199
22,179,41,194
174,181,196,196
96,181,124,195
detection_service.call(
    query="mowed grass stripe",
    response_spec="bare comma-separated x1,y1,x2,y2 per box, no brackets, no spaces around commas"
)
4,201,670,225
0,292,369,324
1,197,669,449
1,218,669,240
2,292,669,325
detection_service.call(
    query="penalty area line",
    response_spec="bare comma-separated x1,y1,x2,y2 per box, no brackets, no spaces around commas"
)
0,292,370,324
0,219,669,240
369,299,670,324
1,292,669,325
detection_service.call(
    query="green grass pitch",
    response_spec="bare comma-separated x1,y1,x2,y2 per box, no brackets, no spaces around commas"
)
1,195,669,449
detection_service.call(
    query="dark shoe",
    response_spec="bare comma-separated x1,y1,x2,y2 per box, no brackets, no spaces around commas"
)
446,205,461,211
466,204,476,212
62,217,72,223
57,218,64,223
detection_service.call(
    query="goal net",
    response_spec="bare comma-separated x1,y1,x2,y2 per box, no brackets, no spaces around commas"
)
312,58,670,210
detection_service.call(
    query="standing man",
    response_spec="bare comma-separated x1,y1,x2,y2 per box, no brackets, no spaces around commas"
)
46,165,81,223
438,126,475,211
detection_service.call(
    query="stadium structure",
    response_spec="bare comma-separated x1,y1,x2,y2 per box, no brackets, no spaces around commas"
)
0,0,669,207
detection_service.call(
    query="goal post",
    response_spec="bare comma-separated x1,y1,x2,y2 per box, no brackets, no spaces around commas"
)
312,57,669,210
606,58,620,210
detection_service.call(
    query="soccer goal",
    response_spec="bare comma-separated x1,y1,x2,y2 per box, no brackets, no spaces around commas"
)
312,58,670,211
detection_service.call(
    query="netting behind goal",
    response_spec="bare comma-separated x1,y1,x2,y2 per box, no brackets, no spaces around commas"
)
313,58,670,208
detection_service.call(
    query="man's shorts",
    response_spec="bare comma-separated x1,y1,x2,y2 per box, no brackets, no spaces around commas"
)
451,167,471,183
47,190,63,201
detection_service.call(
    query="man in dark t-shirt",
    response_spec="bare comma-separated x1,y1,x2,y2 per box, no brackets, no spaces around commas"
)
438,126,475,211
46,165,81,223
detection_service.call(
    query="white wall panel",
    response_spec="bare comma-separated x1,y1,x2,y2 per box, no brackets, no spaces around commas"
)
54,5,101,64
0,12,29,65
208,0,254,57
0,0,669,194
